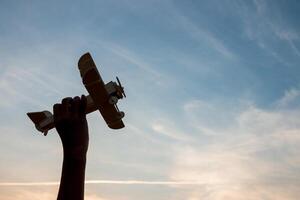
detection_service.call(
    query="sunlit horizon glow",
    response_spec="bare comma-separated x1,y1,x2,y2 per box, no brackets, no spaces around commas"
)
0,180,212,186
1,0,300,199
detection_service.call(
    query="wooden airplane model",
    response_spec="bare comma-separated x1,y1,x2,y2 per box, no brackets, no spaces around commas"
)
27,52,126,135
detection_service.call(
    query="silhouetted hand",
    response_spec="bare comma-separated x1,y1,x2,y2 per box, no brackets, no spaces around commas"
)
54,95,88,200
54,95,88,158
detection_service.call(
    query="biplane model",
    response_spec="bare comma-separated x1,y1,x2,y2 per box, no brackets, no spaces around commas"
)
27,52,126,135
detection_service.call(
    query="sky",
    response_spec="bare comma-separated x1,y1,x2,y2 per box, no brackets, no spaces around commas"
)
0,0,300,199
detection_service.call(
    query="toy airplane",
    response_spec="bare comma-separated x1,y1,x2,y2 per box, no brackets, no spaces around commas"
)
27,52,126,135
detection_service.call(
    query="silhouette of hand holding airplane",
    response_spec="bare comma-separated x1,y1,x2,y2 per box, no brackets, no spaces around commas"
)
54,95,89,157
54,95,88,200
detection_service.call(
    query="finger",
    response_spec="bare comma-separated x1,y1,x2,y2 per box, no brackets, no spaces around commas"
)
53,103,61,123
61,97,73,114
72,96,81,116
79,95,87,116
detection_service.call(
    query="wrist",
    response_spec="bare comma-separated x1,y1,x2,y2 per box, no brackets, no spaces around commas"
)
63,145,88,161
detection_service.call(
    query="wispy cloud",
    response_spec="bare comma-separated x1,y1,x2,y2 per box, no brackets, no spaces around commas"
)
0,50,80,109
183,99,241,135
0,180,208,186
173,12,237,60
151,119,192,142
271,24,300,57
0,189,108,200
0,67,46,108
237,0,300,62
275,87,300,107
169,97,300,199
99,41,163,78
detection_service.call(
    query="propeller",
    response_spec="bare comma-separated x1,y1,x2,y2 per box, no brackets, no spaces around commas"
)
116,76,126,98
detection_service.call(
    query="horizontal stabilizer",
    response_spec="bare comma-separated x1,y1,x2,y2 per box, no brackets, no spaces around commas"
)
108,120,125,129
27,111,50,123
27,111,53,135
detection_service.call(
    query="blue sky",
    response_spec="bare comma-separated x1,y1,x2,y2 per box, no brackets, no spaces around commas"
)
1,0,300,199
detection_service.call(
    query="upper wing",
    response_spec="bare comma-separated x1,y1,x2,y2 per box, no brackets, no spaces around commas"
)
78,53,125,129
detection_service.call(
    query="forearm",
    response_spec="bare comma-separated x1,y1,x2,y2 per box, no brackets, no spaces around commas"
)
55,96,89,200
57,154,87,200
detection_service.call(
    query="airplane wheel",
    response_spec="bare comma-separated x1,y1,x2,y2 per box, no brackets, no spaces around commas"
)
109,96,118,104
119,111,125,118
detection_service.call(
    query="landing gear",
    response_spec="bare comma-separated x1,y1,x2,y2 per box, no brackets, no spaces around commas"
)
109,96,118,104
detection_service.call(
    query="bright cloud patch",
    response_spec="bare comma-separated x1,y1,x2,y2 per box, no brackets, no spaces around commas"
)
169,99,300,199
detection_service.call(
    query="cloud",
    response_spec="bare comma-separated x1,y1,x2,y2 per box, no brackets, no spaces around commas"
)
151,119,192,142
272,27,300,57
85,195,109,200
169,98,300,199
173,12,237,60
99,41,163,79
0,188,57,200
0,188,108,200
0,68,43,108
237,0,300,61
0,180,208,186
276,87,300,107
253,0,266,14
0,44,82,110
183,99,241,135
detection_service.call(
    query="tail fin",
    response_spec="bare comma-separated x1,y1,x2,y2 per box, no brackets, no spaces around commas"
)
27,111,53,135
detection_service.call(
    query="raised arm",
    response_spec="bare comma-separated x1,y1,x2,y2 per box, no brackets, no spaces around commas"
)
54,95,89,200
